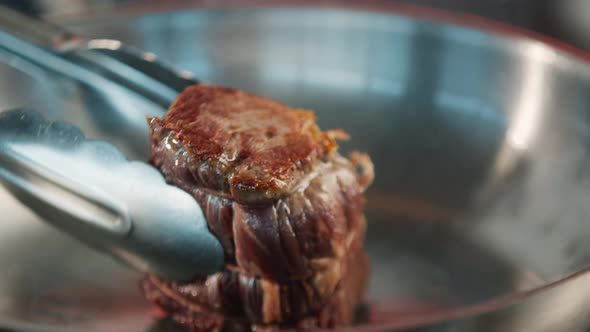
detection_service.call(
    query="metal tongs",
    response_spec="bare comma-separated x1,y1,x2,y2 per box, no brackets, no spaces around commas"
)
0,5,196,108
0,7,224,281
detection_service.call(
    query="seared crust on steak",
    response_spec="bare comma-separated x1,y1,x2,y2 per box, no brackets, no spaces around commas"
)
148,85,342,203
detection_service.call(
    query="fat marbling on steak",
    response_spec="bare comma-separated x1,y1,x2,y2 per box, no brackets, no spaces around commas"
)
142,84,374,331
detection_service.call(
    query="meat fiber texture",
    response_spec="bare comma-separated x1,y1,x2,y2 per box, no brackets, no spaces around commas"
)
142,85,374,331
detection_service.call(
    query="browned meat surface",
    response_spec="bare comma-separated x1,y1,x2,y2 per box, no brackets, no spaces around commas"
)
148,85,345,204
143,84,374,331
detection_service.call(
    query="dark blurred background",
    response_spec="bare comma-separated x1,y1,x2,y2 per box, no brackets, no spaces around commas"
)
0,0,589,52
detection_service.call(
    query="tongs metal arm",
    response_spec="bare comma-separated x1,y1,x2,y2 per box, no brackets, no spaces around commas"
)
0,5,198,108
0,4,77,50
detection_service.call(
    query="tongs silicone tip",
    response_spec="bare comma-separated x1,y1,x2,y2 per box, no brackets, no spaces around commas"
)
0,109,224,281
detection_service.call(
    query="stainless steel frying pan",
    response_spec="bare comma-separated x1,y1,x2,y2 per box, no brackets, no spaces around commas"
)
2,2,590,331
